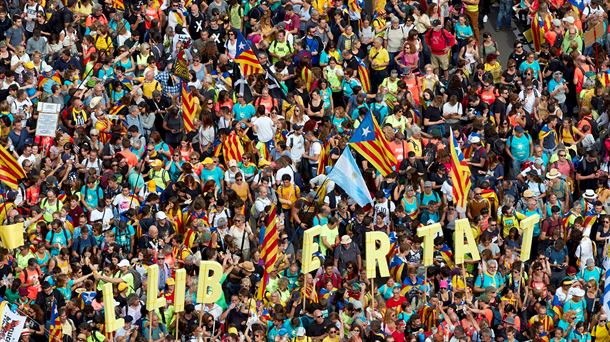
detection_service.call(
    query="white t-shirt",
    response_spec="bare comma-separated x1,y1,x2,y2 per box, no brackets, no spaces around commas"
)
442,102,462,117
374,199,396,225
252,116,276,143
287,132,305,162
89,207,114,230
112,193,136,214
276,165,295,185
10,53,31,75
308,140,322,165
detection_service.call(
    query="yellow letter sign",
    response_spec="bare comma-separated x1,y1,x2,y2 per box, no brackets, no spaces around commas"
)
454,218,481,265
365,231,391,279
103,283,125,332
417,223,443,266
196,261,223,304
302,226,322,274
520,214,541,262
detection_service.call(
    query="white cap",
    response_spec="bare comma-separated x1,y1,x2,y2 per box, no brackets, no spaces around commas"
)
156,211,167,220
118,259,130,267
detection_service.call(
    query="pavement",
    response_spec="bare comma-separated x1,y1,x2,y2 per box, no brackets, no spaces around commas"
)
479,8,521,67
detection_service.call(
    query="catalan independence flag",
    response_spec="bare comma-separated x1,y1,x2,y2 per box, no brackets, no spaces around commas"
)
49,301,62,342
182,82,197,133
257,205,279,300
0,144,26,190
449,128,471,209
355,56,370,93
234,31,263,76
348,111,396,176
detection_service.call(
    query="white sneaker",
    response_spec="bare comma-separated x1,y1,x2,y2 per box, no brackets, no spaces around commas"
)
483,15,488,22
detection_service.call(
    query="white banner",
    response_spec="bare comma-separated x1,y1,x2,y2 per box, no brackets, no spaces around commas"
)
0,302,27,342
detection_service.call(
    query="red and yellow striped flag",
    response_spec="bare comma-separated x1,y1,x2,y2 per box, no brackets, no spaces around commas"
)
109,103,126,116
113,0,125,10
356,57,371,93
348,111,396,176
0,144,26,189
182,83,197,133
448,128,471,209
49,302,62,342
223,131,244,164
301,67,314,92
317,141,331,175
257,205,279,300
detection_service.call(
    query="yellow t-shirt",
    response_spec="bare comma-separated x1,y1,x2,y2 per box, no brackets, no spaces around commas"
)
369,47,389,71
142,80,162,99
592,323,610,342
465,0,478,12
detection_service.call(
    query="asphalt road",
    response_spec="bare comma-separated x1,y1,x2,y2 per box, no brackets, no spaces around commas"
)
479,7,520,67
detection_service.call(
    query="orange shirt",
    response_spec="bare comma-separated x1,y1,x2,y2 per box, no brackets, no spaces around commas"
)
388,140,407,164
119,150,138,168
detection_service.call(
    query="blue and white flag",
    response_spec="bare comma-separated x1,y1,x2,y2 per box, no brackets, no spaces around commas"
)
327,147,373,207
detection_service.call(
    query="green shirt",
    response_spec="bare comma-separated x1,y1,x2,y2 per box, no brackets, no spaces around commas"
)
319,224,339,255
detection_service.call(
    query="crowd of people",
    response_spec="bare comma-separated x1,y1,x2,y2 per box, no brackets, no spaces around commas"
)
0,0,609,340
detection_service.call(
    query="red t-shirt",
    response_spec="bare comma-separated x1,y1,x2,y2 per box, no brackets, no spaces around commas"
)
386,296,407,309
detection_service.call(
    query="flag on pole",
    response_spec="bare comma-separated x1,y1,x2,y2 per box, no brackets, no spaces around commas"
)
449,128,472,209
0,145,25,190
355,56,370,93
234,31,264,76
257,205,279,300
231,63,253,103
182,82,197,133
347,0,362,14
49,301,62,342
327,148,373,207
265,68,287,99
348,111,396,176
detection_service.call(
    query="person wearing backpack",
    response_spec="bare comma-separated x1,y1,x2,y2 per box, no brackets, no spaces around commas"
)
505,126,534,179
93,259,137,296
424,19,455,80
45,219,72,257
268,30,293,64
574,55,595,97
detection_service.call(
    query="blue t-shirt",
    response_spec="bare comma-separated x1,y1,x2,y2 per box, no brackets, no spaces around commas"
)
519,60,542,79
578,267,602,284
475,272,504,289
563,299,586,323
45,229,73,256
455,23,474,40
200,167,224,193
233,103,256,121
80,185,104,209
508,134,532,162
